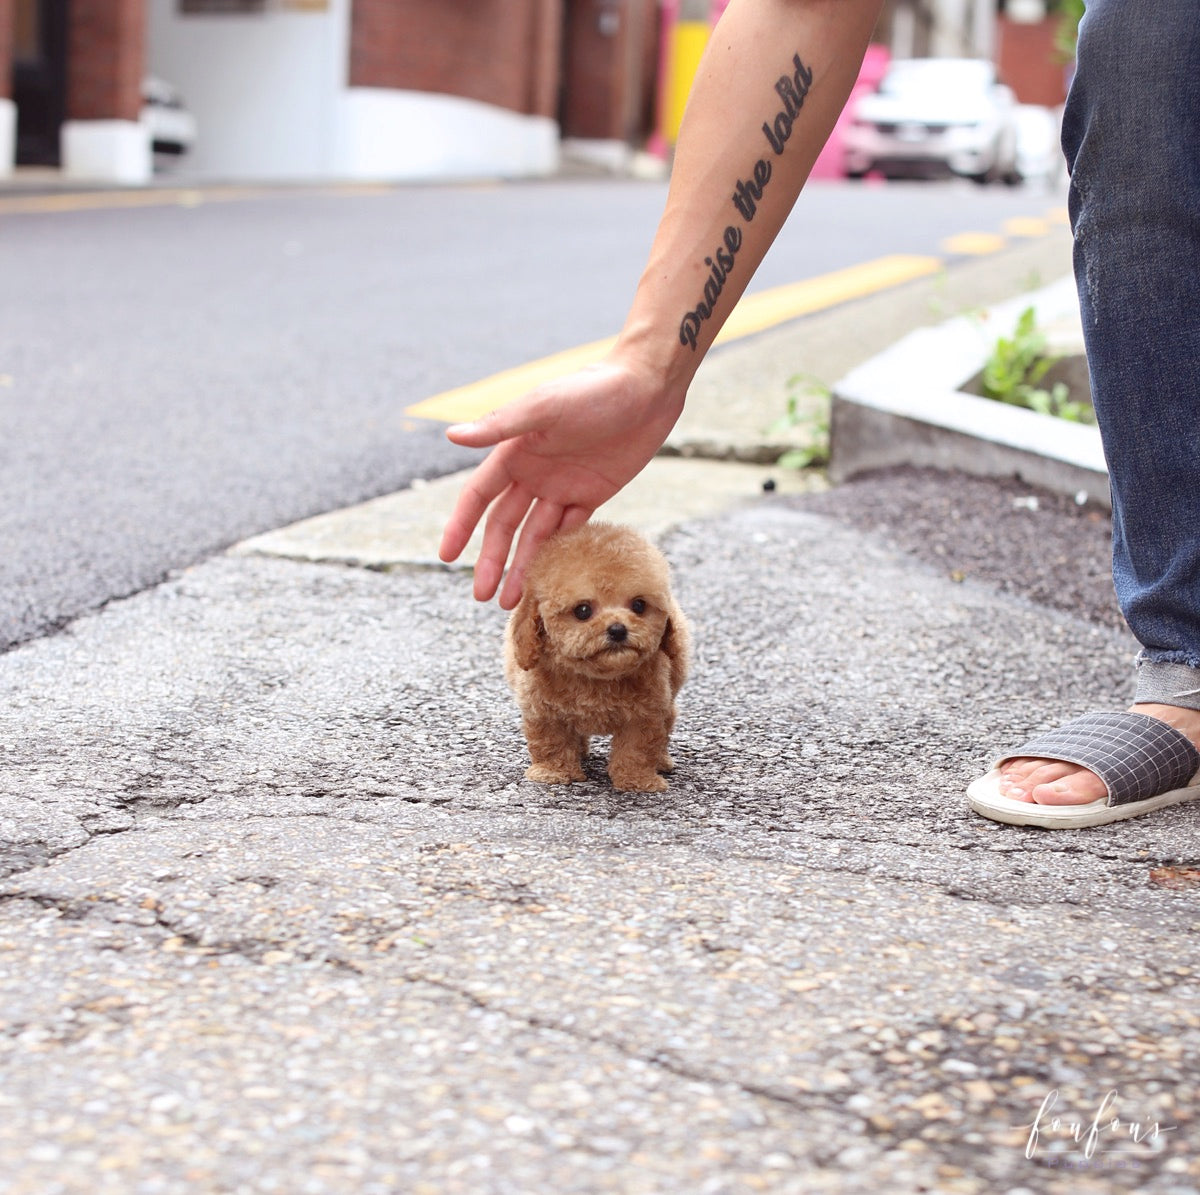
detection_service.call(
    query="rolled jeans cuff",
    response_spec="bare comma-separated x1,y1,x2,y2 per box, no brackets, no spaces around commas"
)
1134,659,1200,712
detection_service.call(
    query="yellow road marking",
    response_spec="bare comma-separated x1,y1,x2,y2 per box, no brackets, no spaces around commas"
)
0,182,392,217
940,231,1008,256
713,253,941,345
405,253,942,424
1002,216,1050,238
0,187,264,215
405,337,619,425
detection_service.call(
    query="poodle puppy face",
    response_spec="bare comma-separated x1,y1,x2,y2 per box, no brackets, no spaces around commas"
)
506,522,689,791
515,523,676,680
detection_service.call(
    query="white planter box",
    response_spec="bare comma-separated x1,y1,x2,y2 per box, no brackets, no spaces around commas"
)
830,275,1108,507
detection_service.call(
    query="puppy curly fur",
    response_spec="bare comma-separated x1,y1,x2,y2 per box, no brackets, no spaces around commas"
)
505,522,690,792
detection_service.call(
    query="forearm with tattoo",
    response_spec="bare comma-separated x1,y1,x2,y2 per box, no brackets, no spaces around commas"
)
678,52,814,351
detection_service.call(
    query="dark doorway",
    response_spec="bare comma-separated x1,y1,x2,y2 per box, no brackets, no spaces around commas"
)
13,0,69,165
559,0,658,145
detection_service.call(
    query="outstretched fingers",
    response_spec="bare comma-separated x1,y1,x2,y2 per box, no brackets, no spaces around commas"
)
474,482,542,603
439,485,489,566
439,396,561,571
445,391,558,451
497,501,593,610
444,417,504,450
438,437,520,567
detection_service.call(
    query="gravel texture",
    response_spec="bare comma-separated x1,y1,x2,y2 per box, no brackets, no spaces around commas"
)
792,466,1121,632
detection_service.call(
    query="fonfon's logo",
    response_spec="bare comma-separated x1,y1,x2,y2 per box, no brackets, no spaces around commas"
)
1021,1089,1177,1163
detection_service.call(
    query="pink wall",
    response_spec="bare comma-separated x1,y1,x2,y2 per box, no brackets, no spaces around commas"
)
810,43,890,179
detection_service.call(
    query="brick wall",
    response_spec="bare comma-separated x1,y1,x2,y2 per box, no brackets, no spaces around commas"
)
66,0,145,121
349,0,561,118
996,16,1069,107
0,0,12,100
526,0,561,119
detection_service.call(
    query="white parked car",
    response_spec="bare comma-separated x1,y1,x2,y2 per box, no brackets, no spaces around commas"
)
1013,103,1066,187
140,76,197,158
843,58,1020,184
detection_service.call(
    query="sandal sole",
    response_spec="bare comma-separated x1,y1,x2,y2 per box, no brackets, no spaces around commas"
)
967,769,1200,828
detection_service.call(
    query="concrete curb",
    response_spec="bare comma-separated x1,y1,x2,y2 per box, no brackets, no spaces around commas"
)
828,274,1108,507
231,457,827,571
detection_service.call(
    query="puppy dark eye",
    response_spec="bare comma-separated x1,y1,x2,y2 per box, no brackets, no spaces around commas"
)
630,598,647,615
573,603,593,621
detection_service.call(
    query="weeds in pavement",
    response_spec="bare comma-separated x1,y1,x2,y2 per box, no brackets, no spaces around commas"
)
978,305,1094,423
766,373,831,469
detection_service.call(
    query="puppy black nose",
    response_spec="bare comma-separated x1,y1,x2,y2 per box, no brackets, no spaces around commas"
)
606,622,628,643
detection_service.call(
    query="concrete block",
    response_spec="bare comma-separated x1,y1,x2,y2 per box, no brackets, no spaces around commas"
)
61,119,152,185
0,99,15,178
829,275,1109,507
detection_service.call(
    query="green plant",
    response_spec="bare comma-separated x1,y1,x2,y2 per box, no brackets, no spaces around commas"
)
766,373,831,469
979,305,1093,423
1050,0,1085,62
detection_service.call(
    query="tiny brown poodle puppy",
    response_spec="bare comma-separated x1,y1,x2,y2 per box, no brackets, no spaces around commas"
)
505,522,690,793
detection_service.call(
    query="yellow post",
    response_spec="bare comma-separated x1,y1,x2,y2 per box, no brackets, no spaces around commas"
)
664,0,712,144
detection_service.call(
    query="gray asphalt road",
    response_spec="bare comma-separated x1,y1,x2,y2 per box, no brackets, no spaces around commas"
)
1,177,1061,651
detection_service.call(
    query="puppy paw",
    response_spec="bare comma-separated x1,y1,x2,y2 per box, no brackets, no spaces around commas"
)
657,753,675,774
526,762,585,785
610,770,668,793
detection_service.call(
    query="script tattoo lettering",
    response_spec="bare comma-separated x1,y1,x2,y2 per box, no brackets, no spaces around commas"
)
679,53,814,350
763,54,814,154
731,158,773,221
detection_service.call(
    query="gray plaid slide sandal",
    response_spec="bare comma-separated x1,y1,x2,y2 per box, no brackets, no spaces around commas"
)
967,710,1200,828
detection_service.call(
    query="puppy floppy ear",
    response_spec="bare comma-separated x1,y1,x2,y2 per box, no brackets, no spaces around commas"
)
510,591,544,671
659,605,690,692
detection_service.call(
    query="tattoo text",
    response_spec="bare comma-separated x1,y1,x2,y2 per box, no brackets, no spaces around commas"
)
679,53,814,350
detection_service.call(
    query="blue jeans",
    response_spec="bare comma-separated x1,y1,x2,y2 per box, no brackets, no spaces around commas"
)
1061,0,1200,711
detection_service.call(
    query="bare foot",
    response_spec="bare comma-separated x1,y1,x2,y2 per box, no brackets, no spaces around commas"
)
998,703,1200,804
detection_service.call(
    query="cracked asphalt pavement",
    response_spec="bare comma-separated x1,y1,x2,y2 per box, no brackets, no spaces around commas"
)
3,471,1200,1194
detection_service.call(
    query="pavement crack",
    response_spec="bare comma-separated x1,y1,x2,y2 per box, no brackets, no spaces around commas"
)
0,890,99,920
403,969,869,1121
0,843,53,881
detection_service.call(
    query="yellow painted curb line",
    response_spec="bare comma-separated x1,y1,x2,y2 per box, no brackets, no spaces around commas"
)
940,231,1008,257
713,253,941,344
0,187,268,215
1002,216,1050,239
0,182,393,217
405,337,619,426
405,253,942,425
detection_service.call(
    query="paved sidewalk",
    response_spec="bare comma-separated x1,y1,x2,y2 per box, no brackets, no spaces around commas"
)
3,228,1199,1194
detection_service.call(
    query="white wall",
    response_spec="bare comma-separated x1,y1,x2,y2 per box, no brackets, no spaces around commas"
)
0,98,15,178
146,0,560,182
335,89,559,182
146,0,350,179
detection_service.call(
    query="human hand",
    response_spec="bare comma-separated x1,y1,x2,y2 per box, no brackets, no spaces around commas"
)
438,356,684,608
